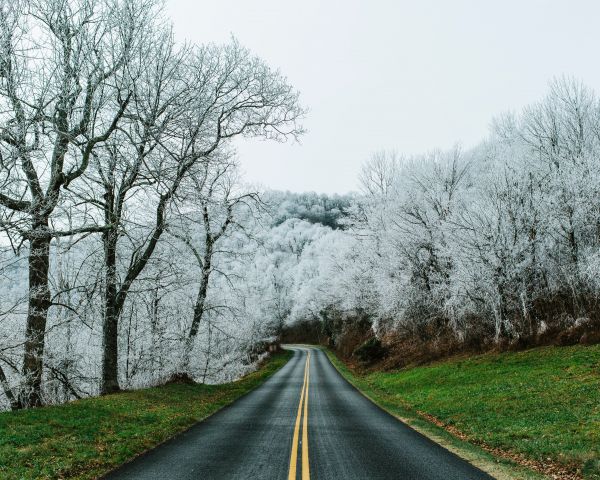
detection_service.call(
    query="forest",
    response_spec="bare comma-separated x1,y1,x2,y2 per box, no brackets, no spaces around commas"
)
1,0,600,412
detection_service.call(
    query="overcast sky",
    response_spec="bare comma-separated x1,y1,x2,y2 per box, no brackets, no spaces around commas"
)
165,0,600,194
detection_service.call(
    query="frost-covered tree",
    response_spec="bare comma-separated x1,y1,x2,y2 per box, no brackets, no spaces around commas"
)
279,78,600,358
0,0,157,407
0,0,304,408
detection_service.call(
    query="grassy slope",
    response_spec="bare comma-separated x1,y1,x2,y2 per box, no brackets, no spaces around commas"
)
327,345,600,480
0,351,292,480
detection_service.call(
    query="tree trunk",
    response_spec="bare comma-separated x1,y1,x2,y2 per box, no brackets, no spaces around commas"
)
183,242,212,371
0,364,19,411
100,188,171,392
101,226,121,395
21,220,52,408
201,322,212,383
190,264,211,338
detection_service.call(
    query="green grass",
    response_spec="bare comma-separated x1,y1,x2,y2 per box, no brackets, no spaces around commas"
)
0,351,291,480
327,345,600,479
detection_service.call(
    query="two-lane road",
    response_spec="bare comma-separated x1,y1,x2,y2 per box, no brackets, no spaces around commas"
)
105,346,492,479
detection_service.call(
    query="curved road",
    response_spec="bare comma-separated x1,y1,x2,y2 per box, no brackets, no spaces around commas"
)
104,346,492,479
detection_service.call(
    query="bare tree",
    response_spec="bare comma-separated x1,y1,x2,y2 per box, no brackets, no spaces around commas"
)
359,150,401,197
75,39,304,394
169,155,261,373
0,0,154,407
71,27,190,395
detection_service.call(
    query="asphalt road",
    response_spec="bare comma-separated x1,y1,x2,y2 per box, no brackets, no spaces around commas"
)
104,346,493,479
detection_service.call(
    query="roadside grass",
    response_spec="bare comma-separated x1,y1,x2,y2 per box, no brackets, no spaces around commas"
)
326,344,600,480
0,351,292,480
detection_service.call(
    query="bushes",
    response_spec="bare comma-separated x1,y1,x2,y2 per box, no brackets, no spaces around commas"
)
353,337,386,365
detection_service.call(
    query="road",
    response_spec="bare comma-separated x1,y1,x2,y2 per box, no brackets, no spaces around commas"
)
104,346,493,479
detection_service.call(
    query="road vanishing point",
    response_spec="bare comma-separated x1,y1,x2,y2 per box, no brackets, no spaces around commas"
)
104,346,493,479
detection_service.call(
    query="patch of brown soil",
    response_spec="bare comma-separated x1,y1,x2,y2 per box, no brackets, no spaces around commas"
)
163,373,196,385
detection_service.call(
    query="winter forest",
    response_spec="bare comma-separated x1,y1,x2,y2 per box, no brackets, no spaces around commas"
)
2,0,600,411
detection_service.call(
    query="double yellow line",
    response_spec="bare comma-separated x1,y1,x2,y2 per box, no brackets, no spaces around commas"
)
288,350,311,480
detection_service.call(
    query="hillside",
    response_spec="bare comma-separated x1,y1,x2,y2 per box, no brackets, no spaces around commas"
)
328,345,600,480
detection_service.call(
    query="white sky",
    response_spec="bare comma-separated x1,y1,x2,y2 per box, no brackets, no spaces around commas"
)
165,0,600,194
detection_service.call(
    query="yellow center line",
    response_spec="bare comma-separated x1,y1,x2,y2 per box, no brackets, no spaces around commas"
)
288,350,311,480
302,351,310,480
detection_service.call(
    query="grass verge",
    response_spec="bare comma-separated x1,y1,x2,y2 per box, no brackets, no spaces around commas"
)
326,345,600,480
0,351,292,480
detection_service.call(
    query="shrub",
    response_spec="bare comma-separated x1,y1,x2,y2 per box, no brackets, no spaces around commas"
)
353,337,386,364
